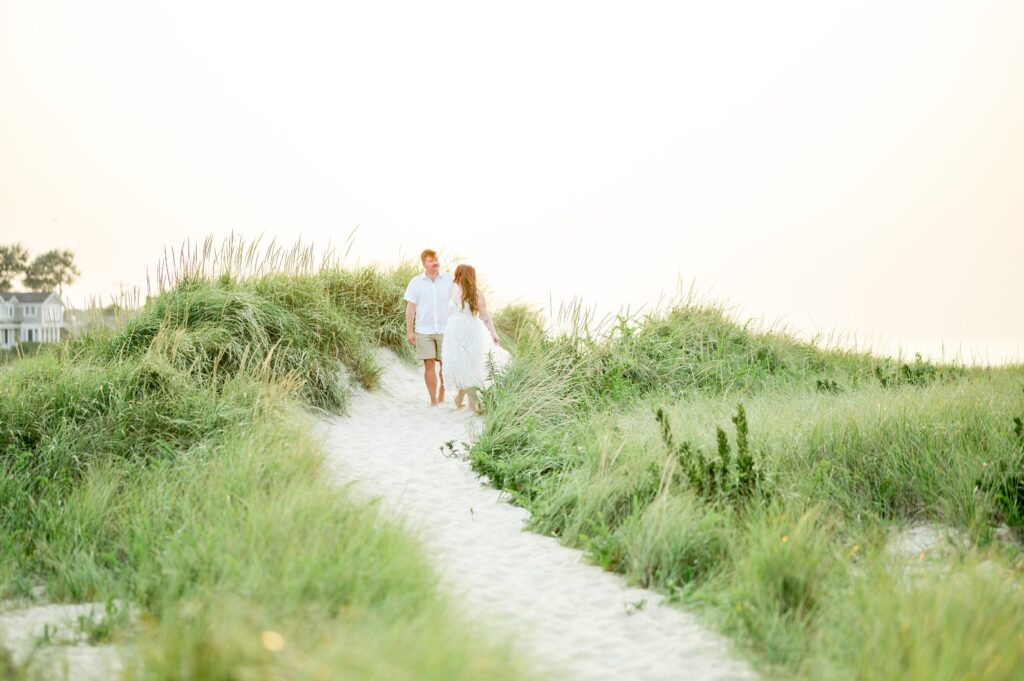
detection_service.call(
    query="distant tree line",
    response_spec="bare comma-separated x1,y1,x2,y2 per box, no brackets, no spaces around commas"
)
0,243,80,297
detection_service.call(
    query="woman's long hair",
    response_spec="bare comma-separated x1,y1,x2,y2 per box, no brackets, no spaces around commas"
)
453,264,480,316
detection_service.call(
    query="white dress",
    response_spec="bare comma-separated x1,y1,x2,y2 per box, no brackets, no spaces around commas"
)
441,289,510,391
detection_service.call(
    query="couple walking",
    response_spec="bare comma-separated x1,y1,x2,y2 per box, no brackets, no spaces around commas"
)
404,249,509,413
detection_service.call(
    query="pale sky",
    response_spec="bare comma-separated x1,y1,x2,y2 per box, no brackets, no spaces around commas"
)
1,1,1021,363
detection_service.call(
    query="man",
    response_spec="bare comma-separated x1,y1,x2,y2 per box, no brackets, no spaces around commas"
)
404,249,454,405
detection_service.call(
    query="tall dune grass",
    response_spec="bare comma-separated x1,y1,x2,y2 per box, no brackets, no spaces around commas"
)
474,298,1024,678
0,239,534,680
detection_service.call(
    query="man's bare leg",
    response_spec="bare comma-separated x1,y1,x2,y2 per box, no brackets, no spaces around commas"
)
423,359,439,405
437,361,445,403
454,389,466,409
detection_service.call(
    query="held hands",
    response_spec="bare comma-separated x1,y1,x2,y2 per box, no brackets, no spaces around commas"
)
491,332,500,345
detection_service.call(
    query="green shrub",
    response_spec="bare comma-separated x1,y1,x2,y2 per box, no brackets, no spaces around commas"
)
655,404,763,504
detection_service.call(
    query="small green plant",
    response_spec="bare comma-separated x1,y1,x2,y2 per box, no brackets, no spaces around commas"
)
874,353,962,389
656,404,762,504
815,378,840,394
754,344,782,373
732,405,757,497
77,599,126,644
578,519,624,571
625,598,647,615
34,623,56,647
439,439,472,460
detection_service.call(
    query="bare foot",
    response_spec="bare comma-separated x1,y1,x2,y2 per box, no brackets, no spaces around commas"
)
454,390,465,409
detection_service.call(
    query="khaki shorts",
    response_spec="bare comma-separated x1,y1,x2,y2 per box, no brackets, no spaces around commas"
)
415,333,444,361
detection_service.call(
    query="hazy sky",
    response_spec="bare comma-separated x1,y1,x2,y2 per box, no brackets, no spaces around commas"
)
1,1,1021,363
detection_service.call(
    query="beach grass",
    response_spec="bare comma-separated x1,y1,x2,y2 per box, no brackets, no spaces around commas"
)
0,239,534,680
473,298,1024,679
4,239,1021,678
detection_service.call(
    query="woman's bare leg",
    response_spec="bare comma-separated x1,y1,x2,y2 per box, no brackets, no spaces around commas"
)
466,388,482,415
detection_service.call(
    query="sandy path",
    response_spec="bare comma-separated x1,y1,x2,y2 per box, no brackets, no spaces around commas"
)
319,352,757,681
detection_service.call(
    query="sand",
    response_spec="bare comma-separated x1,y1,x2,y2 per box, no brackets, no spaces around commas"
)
0,598,127,680
319,351,757,681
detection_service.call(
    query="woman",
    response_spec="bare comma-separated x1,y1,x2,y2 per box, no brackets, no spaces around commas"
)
441,264,509,414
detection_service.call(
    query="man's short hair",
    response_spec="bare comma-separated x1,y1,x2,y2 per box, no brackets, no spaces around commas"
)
420,249,438,263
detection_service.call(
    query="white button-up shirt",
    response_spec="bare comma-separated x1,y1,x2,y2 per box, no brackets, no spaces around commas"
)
403,272,454,334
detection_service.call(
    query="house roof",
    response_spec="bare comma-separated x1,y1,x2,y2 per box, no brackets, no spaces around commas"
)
0,291,59,303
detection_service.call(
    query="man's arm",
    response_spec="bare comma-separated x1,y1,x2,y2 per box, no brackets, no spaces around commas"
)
405,301,417,345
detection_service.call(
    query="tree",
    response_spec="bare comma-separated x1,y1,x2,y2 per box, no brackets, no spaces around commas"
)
0,243,29,290
23,249,80,297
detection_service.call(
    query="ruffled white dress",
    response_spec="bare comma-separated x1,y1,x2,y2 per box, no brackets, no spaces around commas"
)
441,288,510,391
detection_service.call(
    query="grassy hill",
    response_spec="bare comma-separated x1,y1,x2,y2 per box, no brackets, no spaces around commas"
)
2,242,1020,679
0,256,534,680
481,300,1024,679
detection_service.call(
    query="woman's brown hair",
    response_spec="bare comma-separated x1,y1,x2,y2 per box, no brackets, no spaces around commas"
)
453,264,479,316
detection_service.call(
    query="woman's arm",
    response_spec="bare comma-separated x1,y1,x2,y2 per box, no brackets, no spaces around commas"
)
477,291,499,344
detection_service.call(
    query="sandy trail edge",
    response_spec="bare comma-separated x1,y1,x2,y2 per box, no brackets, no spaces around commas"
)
0,600,126,680
318,351,757,681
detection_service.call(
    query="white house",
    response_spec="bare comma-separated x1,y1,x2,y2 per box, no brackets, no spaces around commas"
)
0,292,65,348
